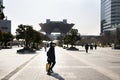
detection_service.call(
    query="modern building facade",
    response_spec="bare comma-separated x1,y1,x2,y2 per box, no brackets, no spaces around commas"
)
39,19,74,39
0,0,11,33
101,0,120,44
0,0,3,13
0,20,11,33
0,0,5,19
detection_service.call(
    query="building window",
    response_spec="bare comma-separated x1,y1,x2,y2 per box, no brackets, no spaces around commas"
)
1,27,8,30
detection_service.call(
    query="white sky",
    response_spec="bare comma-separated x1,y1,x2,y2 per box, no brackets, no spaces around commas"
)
4,0,100,35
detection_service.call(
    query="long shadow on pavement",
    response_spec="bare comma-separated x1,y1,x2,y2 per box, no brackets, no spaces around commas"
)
48,72,65,80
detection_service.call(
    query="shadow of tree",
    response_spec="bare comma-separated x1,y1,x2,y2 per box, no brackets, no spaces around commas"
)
48,72,65,80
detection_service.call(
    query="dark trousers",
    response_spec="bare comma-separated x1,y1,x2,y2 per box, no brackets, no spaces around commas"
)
86,49,88,53
48,60,56,70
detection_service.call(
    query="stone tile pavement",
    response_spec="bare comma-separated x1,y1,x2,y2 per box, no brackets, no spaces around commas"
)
0,46,120,80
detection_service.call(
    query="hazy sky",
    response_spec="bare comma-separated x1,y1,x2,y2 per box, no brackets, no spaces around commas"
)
4,0,100,35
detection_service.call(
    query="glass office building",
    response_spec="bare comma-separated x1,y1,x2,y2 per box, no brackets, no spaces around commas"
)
101,0,120,44
101,0,111,33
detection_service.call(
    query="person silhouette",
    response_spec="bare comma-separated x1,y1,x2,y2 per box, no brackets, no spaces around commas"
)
94,44,97,50
47,42,56,75
90,44,93,50
44,43,47,52
85,43,89,53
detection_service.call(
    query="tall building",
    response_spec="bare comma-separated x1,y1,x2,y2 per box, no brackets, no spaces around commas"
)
0,0,3,12
0,20,11,33
0,0,11,33
101,0,120,44
0,0,5,19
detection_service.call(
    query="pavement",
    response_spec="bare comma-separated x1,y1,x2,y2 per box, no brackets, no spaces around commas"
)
0,46,120,80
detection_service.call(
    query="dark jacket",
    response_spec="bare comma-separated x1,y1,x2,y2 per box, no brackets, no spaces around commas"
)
85,44,89,50
47,46,55,61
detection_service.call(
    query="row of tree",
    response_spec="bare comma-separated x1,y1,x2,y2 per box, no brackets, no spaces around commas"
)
0,24,81,50
16,25,82,50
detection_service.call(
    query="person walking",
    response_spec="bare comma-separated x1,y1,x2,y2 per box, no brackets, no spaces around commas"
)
94,44,97,50
47,42,56,75
85,43,89,53
44,43,47,52
90,44,93,50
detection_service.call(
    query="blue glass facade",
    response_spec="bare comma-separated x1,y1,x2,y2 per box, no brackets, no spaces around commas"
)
111,0,120,25
101,0,120,33
101,0,111,33
101,0,120,44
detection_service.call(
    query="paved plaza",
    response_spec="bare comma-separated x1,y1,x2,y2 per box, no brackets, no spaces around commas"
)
0,46,120,80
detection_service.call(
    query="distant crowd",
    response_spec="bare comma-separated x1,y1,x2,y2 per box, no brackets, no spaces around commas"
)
82,43,97,53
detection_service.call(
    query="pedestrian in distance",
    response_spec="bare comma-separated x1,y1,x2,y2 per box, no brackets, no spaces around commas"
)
94,44,97,50
90,44,93,50
46,42,56,75
85,43,89,53
81,44,84,47
44,43,47,52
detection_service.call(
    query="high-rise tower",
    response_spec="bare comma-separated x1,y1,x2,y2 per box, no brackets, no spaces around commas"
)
0,0,11,33
0,0,5,19
101,0,120,45
0,0,3,12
